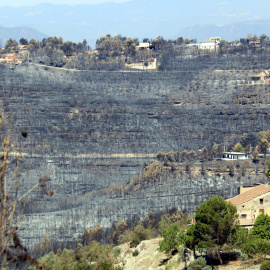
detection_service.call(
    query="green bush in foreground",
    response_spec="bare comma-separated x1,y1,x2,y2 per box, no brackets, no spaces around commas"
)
29,242,123,270
260,260,270,270
242,237,270,257
187,257,211,270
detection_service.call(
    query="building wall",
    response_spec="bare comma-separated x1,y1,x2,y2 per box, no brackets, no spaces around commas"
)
237,193,270,225
222,153,249,160
5,54,18,64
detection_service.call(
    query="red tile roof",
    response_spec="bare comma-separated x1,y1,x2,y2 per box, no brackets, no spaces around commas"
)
228,184,270,206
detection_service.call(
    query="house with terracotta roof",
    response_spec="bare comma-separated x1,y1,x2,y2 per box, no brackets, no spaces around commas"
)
228,183,270,227
5,53,19,64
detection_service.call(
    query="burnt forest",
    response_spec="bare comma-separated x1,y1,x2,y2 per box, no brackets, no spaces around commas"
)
1,44,270,252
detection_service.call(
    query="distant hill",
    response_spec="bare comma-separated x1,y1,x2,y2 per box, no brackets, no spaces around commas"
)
0,0,270,46
0,26,47,46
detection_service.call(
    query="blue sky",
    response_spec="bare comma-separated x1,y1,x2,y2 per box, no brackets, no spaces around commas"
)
0,0,130,7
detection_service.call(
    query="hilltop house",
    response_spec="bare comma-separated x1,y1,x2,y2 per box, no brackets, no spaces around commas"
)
5,53,19,64
248,70,270,84
126,58,157,70
228,183,270,227
199,37,220,50
136,43,150,50
18,45,28,51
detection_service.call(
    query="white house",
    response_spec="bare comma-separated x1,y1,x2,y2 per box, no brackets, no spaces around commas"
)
199,37,220,50
222,152,250,160
136,43,150,50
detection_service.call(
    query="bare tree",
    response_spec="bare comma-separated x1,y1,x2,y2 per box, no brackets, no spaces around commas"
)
0,116,49,268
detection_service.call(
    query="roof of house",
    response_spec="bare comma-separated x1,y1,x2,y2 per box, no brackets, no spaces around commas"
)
5,53,17,57
228,184,270,206
253,70,269,77
223,152,248,155
201,39,214,43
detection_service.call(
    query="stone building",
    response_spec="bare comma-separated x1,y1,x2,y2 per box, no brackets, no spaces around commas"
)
228,184,270,227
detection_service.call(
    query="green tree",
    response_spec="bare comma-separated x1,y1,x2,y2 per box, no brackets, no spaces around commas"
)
158,223,185,254
240,133,251,148
231,143,244,152
184,224,196,253
176,37,184,45
252,214,270,240
191,196,238,264
212,144,223,159
50,48,65,67
19,37,28,45
4,38,18,52
111,220,129,244
253,148,259,159
227,162,235,176
219,40,229,54
89,224,103,243
258,130,270,143
230,226,249,249
123,37,136,56
265,160,270,182
152,36,166,51
111,37,123,56
260,260,270,270
242,237,270,257
201,147,208,161
96,34,112,56
260,139,269,157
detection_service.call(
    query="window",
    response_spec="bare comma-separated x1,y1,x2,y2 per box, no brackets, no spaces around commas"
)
259,209,265,214
241,214,247,219
260,199,264,204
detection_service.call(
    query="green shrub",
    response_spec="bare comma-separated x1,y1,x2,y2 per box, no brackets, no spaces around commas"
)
132,250,139,257
113,247,121,258
260,260,270,270
187,257,209,270
96,261,123,270
202,266,212,270
129,224,153,248
242,237,270,257
75,262,88,270
158,223,185,254
238,251,248,261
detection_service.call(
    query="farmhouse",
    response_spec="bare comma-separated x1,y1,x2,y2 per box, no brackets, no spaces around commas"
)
5,53,19,64
199,37,220,50
222,152,250,160
228,184,270,227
